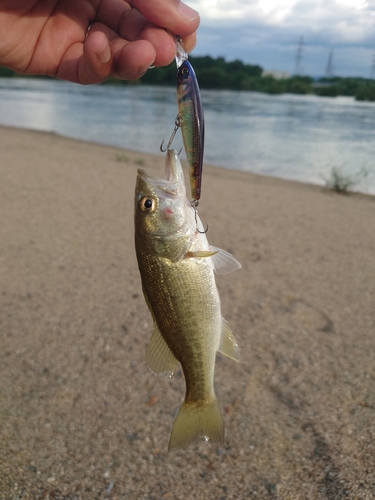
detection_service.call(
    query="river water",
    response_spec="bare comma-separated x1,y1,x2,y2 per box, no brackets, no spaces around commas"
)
0,77,374,193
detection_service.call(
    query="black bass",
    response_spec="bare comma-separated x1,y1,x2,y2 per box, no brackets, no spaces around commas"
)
134,149,241,451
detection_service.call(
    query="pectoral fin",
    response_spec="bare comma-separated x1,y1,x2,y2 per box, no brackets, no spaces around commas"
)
218,318,240,361
184,250,218,259
146,322,177,378
210,246,241,275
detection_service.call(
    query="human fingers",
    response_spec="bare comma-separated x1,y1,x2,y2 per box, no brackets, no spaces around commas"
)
138,25,196,67
113,5,197,66
119,0,198,55
96,0,199,70
95,3,172,66
55,27,112,84
136,25,175,67
111,38,156,80
96,1,197,56
96,0,199,38
90,23,157,81
178,32,197,54
130,0,200,37
56,24,156,84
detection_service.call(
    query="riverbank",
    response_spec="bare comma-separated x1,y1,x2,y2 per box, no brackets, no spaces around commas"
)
1,126,374,499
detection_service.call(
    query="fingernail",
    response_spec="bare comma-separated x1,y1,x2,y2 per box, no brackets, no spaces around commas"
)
139,60,154,77
178,2,199,21
96,43,111,64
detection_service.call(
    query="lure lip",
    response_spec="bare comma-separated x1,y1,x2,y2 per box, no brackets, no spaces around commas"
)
175,35,188,69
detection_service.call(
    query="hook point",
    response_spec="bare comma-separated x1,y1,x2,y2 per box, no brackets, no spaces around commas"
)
160,139,166,152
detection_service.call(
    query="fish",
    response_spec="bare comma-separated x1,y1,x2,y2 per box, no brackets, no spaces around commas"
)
175,37,205,204
134,149,241,451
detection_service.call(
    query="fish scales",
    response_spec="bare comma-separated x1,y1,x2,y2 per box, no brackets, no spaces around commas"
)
138,251,221,402
134,149,241,451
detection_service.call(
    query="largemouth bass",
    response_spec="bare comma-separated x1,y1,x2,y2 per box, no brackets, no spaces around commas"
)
134,150,241,451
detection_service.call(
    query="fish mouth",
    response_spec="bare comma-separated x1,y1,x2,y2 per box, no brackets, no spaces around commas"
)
165,149,185,186
137,149,186,197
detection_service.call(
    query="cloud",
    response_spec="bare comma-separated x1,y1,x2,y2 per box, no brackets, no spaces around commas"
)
191,0,375,76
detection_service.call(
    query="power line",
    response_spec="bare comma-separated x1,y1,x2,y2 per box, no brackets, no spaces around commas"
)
371,54,375,79
325,50,334,78
294,36,304,75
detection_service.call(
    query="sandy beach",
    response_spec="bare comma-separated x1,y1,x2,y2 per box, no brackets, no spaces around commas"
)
0,125,374,499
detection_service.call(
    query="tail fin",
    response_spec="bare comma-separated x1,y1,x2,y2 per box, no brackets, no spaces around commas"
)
168,397,224,451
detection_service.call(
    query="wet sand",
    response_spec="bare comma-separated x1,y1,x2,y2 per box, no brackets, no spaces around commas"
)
0,125,374,499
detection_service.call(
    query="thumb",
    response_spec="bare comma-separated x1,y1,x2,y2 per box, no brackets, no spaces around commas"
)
130,0,200,36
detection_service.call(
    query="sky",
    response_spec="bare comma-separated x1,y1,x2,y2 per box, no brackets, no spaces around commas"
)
188,0,375,78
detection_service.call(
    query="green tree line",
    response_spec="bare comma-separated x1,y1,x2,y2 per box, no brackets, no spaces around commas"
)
1,55,375,101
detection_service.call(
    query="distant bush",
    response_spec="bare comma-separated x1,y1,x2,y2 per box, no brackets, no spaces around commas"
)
140,64,175,86
323,166,373,194
0,66,16,77
314,85,339,97
313,76,375,100
285,76,313,94
198,67,228,89
259,76,285,94
323,166,356,193
355,83,375,102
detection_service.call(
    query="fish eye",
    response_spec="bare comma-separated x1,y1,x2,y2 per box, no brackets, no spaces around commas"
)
182,66,189,76
139,196,156,213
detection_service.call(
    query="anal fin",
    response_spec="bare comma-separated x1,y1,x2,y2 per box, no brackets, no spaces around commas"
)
218,318,240,361
146,322,177,378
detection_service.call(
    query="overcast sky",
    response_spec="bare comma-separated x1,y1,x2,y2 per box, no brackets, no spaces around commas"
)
188,0,375,78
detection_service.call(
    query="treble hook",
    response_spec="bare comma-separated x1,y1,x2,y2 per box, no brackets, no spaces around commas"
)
160,115,181,152
192,201,208,234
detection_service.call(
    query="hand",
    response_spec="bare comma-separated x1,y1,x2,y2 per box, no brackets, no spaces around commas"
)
0,0,199,84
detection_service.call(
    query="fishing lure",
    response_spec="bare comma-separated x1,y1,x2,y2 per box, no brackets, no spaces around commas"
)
161,37,205,206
